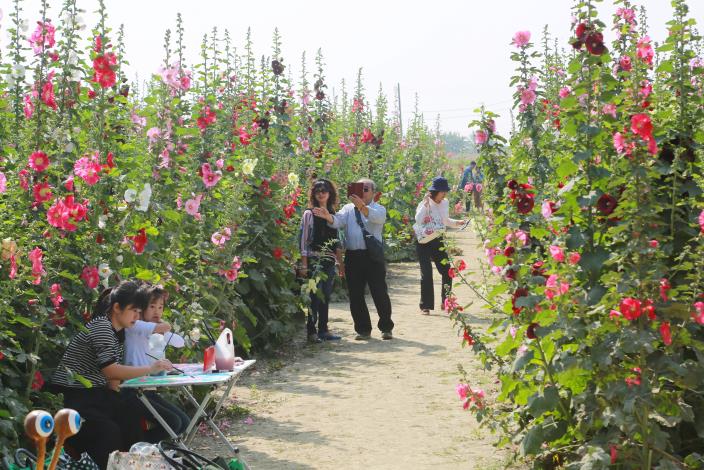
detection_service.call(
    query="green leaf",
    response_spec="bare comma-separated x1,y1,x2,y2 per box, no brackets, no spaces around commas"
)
556,159,579,179
527,386,560,417
556,367,590,394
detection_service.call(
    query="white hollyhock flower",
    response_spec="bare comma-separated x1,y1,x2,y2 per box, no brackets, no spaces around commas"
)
242,159,257,176
124,188,137,203
98,263,112,279
136,183,152,212
287,172,299,186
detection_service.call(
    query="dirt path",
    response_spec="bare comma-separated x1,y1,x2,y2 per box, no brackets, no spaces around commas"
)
211,229,507,469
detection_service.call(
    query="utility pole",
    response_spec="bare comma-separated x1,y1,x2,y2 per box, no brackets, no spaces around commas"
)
397,83,403,138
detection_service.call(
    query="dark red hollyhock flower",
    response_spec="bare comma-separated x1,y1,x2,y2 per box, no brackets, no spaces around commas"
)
505,268,517,280
512,287,529,315
272,247,284,260
585,32,607,55
597,193,618,215
526,322,539,339
516,194,535,214
503,246,515,257
531,261,546,277
51,306,67,327
271,59,285,76
575,23,587,40
507,179,519,190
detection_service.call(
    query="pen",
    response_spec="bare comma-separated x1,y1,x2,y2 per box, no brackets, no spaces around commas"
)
145,353,188,376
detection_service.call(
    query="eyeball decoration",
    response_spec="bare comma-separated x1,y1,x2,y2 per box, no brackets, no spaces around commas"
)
48,409,82,470
25,410,54,438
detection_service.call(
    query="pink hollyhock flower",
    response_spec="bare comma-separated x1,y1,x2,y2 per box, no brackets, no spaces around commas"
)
568,252,581,265
361,128,375,144
692,302,704,324
50,283,63,308
549,245,565,262
300,138,310,152
24,94,35,119
201,164,222,188
519,88,537,107
636,36,654,65
609,309,621,320
74,153,102,185
64,177,74,191
456,383,470,400
620,297,642,321
92,52,117,88
464,183,474,192
351,98,364,113
639,81,653,98
0,172,6,193
474,130,488,145
220,268,239,282
558,87,571,98
512,30,531,47
699,210,704,233
32,182,53,203
603,104,617,118
619,55,632,72
19,170,30,191
649,239,659,248
454,201,463,214
546,274,558,289
660,321,672,346
28,21,56,55
613,132,627,154
211,227,232,246
31,371,44,391
131,112,147,127
184,194,203,220
456,259,467,271
46,195,88,231
29,151,50,172
215,159,224,169
541,200,555,219
9,254,17,279
28,247,45,285
80,266,100,289
475,183,482,193
146,127,161,143
232,256,242,270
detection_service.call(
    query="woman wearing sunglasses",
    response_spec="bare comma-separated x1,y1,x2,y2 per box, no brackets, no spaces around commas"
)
299,179,344,343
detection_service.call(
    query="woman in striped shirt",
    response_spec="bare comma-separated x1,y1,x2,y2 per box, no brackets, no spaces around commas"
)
51,280,172,469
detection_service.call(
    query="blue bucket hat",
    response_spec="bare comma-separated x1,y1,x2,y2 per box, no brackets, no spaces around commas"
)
429,176,451,192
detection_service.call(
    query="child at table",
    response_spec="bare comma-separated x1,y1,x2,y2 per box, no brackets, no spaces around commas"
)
123,284,190,441
50,280,173,469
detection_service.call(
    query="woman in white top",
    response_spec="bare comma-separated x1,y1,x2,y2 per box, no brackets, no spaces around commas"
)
413,177,467,314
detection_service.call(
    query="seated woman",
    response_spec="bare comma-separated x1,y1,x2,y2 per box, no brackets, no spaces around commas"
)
50,280,172,469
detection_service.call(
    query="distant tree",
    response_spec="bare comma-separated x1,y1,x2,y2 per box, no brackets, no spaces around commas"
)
441,131,476,155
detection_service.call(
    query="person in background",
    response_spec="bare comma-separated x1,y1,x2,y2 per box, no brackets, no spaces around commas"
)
50,281,172,469
312,178,394,340
124,284,189,441
472,163,484,212
457,161,477,212
299,179,344,343
415,176,467,315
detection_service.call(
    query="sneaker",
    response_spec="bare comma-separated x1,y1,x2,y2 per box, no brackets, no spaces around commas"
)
307,333,322,344
381,331,393,340
421,309,430,315
318,332,342,341
354,333,371,341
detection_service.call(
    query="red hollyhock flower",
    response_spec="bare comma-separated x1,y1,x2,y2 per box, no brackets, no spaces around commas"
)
610,445,618,465
81,266,100,289
643,299,656,320
659,278,671,302
29,151,50,172
361,128,375,144
457,259,467,271
516,194,534,214
131,228,148,254
619,297,642,321
51,306,67,327
585,32,607,55
511,287,529,315
503,246,515,257
31,371,44,391
630,113,653,141
463,329,474,345
596,194,618,215
526,322,539,339
660,321,672,346
448,268,456,279
92,52,117,88
32,182,53,203
272,247,284,260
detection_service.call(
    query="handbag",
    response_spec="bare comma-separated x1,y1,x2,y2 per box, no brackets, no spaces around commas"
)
413,200,445,244
107,450,171,470
353,208,385,264
4,448,99,470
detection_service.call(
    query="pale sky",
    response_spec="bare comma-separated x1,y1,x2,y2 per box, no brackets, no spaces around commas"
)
3,0,703,137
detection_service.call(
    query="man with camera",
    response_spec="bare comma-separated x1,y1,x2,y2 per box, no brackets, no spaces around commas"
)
312,178,394,340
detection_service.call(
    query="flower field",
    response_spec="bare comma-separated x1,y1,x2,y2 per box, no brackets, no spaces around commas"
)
0,0,445,454
449,0,704,468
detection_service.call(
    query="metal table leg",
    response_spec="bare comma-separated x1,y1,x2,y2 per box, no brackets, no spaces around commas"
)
136,390,181,441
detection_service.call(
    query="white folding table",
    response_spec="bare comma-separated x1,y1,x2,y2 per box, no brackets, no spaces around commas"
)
121,360,255,453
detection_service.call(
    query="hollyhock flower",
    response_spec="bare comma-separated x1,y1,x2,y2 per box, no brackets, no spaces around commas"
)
692,302,704,324
625,367,641,387
463,329,474,345
464,183,474,192
211,227,232,246
526,322,539,339
448,268,457,279
92,52,117,88
558,87,571,98
603,104,617,118
541,200,556,219
50,283,63,307
136,183,152,211
73,153,102,185
351,98,364,113
512,30,531,47
299,138,310,152
519,88,537,107
361,128,375,144
50,306,67,327
636,36,654,65
0,172,6,193
620,297,642,321
660,321,672,345
31,371,44,391
98,263,112,279
511,287,529,315
610,445,618,465
124,188,137,203
146,127,161,143
619,56,632,72
454,201,463,214
649,239,659,248
28,247,45,284
639,81,653,98
220,268,239,282
29,151,50,172
444,296,462,312
185,194,203,220
549,245,565,262
568,252,581,265
9,254,17,279
131,112,147,127
516,194,534,214
456,383,470,400
23,93,35,119
18,170,30,191
197,106,217,130
272,247,284,260
643,299,656,320
585,32,606,55
41,71,57,109
201,163,222,188
597,193,617,215
32,182,52,203
242,158,257,176
659,278,671,302
699,210,704,233
28,21,56,54
80,266,100,289
475,184,482,193
130,228,148,254
456,260,467,271
474,130,488,145
64,177,74,191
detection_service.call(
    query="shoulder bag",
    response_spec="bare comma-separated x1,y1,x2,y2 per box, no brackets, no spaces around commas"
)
353,208,385,264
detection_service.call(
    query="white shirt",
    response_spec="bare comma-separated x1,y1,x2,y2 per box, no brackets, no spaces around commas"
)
415,197,463,229
329,202,386,250
124,320,185,367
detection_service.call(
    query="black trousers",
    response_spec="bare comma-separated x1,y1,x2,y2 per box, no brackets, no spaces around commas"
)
60,387,144,469
416,237,451,311
344,250,393,334
122,389,191,442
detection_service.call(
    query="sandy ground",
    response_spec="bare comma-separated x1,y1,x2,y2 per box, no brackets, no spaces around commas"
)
197,229,510,469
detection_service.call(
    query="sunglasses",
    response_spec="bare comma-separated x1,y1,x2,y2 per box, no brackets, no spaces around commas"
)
314,188,329,194
363,188,370,192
